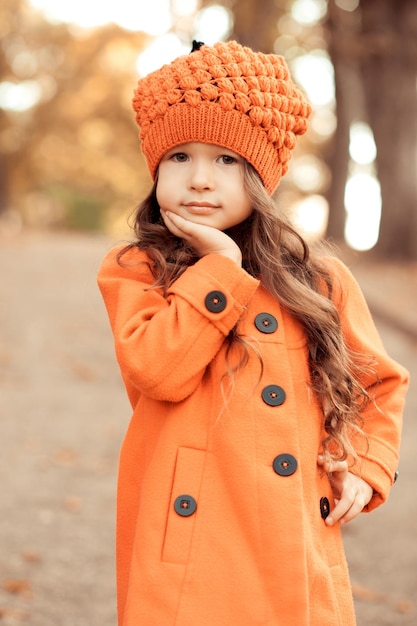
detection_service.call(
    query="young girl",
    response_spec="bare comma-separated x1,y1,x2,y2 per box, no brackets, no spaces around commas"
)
98,40,409,626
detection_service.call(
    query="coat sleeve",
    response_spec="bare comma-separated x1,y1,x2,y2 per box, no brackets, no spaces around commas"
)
97,246,260,402
329,257,409,512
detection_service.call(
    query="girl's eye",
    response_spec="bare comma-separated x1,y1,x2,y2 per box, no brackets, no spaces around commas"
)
219,154,237,165
171,152,188,162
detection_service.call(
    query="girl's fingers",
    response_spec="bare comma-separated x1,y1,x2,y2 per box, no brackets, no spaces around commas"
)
161,210,187,238
161,210,242,264
165,211,190,232
327,484,371,526
317,455,374,526
325,486,358,526
162,210,209,241
317,455,348,475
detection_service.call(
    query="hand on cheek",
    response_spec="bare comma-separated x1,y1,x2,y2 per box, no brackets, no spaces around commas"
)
160,209,184,239
161,210,242,266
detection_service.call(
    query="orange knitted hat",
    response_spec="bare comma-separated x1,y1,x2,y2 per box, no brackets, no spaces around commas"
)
132,40,312,194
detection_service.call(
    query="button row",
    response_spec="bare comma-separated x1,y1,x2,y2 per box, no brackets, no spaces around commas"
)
174,454,298,520
203,291,279,338
174,459,331,518
204,294,285,408
201,298,332,515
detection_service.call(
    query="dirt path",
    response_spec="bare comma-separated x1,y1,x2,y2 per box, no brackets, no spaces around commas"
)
0,232,415,625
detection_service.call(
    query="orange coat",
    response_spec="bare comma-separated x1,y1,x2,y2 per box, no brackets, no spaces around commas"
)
98,247,408,626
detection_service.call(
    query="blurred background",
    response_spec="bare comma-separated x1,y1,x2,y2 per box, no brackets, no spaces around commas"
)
1,0,416,256
0,1,416,625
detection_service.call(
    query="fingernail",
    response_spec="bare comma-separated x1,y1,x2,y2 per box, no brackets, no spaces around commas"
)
325,516,333,526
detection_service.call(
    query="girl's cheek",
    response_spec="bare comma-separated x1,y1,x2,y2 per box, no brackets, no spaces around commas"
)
155,184,164,208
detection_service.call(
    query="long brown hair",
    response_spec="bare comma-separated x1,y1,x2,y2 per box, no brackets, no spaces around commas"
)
119,162,373,462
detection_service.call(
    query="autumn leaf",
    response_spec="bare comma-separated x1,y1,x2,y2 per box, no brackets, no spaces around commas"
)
2,579,31,595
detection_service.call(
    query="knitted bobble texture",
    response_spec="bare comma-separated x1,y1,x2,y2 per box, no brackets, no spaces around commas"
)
132,40,312,194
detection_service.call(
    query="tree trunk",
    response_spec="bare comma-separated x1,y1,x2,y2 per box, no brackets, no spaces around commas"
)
0,113,11,214
324,2,369,242
229,0,281,52
325,3,354,240
324,64,350,242
359,0,417,259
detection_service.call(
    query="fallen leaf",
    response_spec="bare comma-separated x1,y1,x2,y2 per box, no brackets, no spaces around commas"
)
2,580,31,595
395,600,413,614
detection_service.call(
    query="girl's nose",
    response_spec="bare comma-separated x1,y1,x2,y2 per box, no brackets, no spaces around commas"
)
188,160,214,190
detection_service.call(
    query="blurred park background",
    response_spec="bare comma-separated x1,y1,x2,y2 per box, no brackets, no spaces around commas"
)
0,1,416,625
1,0,416,257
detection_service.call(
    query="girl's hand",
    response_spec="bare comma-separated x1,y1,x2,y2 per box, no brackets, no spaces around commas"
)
161,210,242,266
317,455,373,526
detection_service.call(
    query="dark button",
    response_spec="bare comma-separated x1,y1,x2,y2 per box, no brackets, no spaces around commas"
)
174,494,197,517
394,470,399,483
262,385,286,406
320,496,330,520
205,290,227,313
273,454,297,476
254,312,278,334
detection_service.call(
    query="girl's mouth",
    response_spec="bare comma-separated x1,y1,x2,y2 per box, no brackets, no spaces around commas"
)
184,203,219,215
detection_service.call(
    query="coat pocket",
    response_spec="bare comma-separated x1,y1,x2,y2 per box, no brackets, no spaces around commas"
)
162,446,206,565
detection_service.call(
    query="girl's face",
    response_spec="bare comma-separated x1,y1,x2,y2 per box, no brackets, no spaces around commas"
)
156,142,253,231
